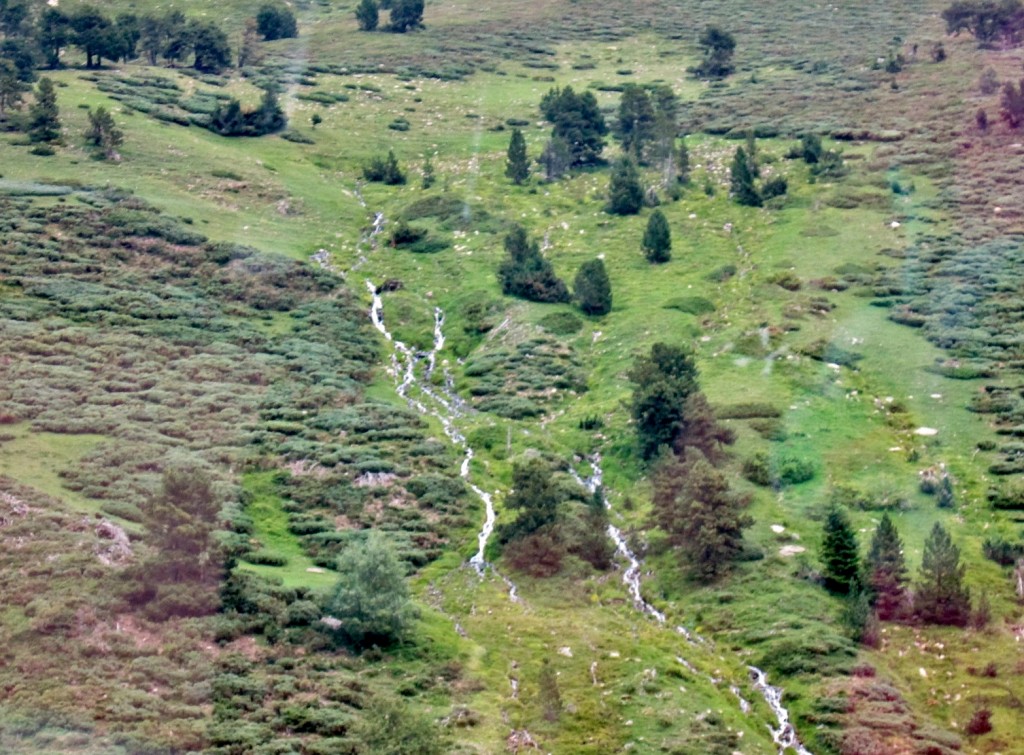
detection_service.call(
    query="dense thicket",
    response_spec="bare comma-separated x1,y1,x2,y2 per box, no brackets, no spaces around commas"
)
497,224,569,303
540,85,607,166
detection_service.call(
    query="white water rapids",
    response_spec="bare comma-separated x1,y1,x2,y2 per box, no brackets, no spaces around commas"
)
366,281,519,603
571,454,810,755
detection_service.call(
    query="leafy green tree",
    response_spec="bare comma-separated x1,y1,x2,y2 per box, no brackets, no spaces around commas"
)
730,146,761,207
497,224,569,303
355,0,379,31
821,506,861,594
506,127,530,185
388,0,423,32
866,513,907,620
256,4,298,40
191,20,231,73
0,58,25,119
27,76,60,143
614,84,656,161
37,7,71,68
629,343,699,460
70,6,123,68
540,85,607,166
642,208,671,263
84,105,123,159
498,458,564,543
694,26,736,78
652,449,752,580
539,135,571,181
325,531,417,648
915,522,971,626
607,157,644,215
574,258,612,316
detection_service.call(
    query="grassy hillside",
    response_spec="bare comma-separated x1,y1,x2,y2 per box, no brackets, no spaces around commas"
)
3,0,1024,752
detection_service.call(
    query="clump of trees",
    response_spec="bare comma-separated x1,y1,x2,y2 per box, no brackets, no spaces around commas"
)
692,26,736,78
942,0,1024,47
497,224,569,303
209,87,286,136
355,0,424,33
540,85,607,167
613,83,687,185
363,148,406,184
256,3,298,40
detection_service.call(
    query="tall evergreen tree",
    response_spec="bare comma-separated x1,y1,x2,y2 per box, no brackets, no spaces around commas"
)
642,209,672,263
0,58,25,119
607,157,644,215
27,76,60,143
506,127,530,185
37,7,71,68
629,343,699,460
573,258,612,316
675,392,735,463
388,0,423,32
821,506,861,594
916,522,971,627
255,4,298,40
497,225,568,303
355,0,379,31
539,85,607,166
866,513,907,620
498,458,564,543
191,20,231,73
652,449,752,580
730,147,761,207
615,84,656,162
84,105,123,159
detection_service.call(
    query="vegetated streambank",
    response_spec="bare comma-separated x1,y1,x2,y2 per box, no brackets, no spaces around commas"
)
572,455,811,755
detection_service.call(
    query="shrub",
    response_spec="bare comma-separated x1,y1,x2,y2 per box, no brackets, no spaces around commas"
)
965,708,992,736
363,149,406,185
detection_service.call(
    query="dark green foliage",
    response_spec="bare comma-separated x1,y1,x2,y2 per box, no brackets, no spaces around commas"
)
355,0,379,31
915,522,971,627
982,536,1024,565
607,157,644,215
761,175,788,200
629,343,699,460
324,531,417,648
388,0,424,33
0,58,25,118
741,451,815,487
70,6,122,68
190,20,231,73
943,0,1022,46
497,224,569,303
209,88,286,136
498,458,564,543
866,513,907,620
729,147,761,207
539,85,607,166
36,7,71,68
27,76,60,143
506,127,530,184
363,149,406,184
652,449,752,580
642,209,671,263
799,133,823,163
937,474,955,508
84,105,122,158
256,4,298,40
573,258,612,315
694,26,736,78
821,506,861,594
614,84,656,161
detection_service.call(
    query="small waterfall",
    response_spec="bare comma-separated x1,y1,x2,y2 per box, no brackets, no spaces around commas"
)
748,667,812,755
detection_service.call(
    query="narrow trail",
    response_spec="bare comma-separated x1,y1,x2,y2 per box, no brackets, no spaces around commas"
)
571,454,810,755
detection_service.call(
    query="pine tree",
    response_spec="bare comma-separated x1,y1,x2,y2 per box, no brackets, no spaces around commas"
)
642,209,672,263
916,522,971,627
325,531,418,648
675,392,735,463
498,458,563,543
607,157,644,215
821,506,861,594
573,258,612,316
355,0,379,31
539,85,606,166
0,59,25,119
27,77,61,143
694,26,736,79
730,147,761,207
652,449,752,580
388,0,423,33
629,343,699,460
496,224,569,303
866,513,907,620
84,106,123,159
615,84,656,162
505,127,530,185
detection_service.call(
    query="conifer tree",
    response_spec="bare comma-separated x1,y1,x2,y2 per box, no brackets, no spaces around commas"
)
28,76,61,143
607,157,644,215
730,146,761,207
642,208,672,263
916,522,971,626
629,343,699,460
652,449,752,580
0,59,25,119
496,225,569,303
615,84,656,161
505,127,529,185
573,258,612,316
821,506,861,594
355,0,379,31
84,105,123,159
676,138,690,184
866,512,907,620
